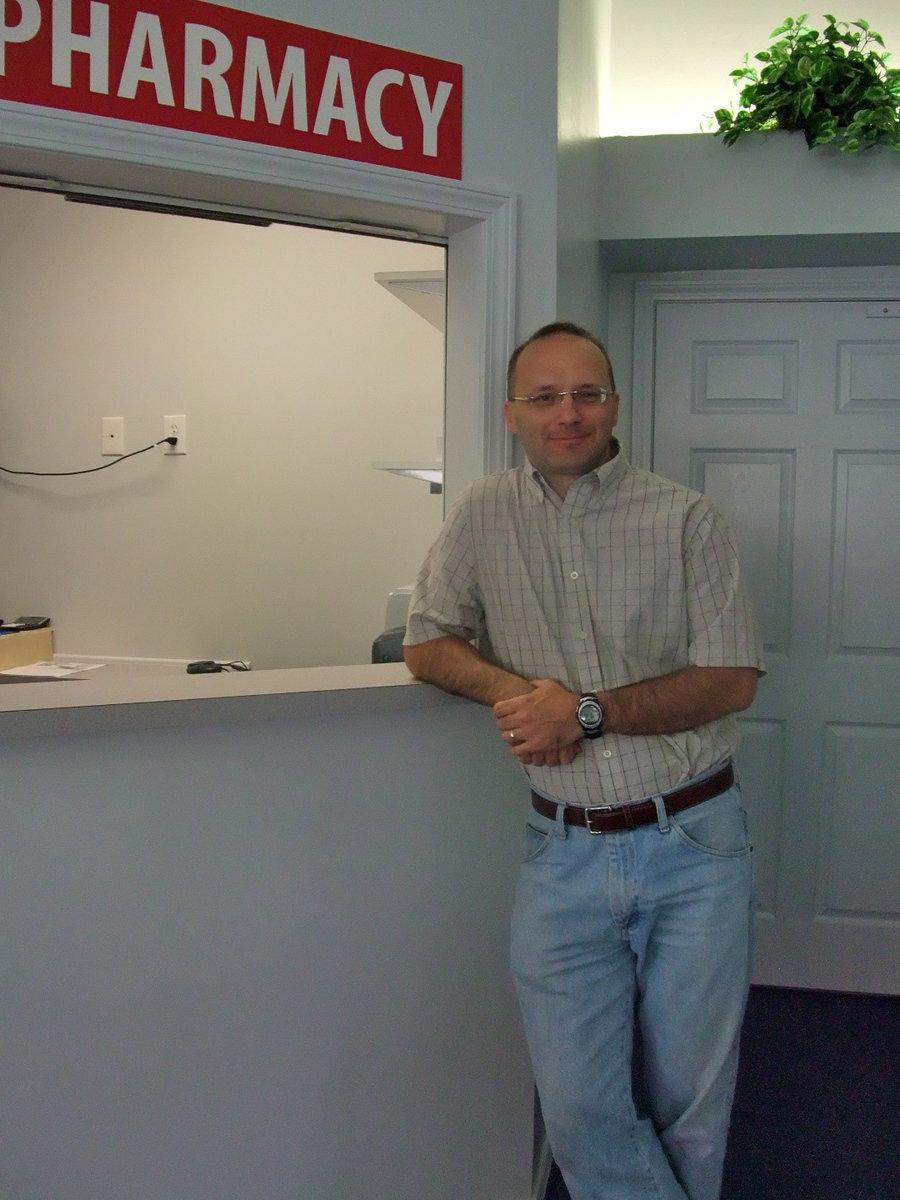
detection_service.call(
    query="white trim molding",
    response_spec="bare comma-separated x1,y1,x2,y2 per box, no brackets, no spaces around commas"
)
0,99,518,508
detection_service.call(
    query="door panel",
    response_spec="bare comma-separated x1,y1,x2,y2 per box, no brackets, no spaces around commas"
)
650,297,900,993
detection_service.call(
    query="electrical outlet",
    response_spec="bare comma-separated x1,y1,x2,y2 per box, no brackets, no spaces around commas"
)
163,414,187,455
102,416,125,456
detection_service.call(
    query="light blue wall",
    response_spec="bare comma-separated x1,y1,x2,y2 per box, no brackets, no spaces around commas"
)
592,132,900,248
0,689,535,1200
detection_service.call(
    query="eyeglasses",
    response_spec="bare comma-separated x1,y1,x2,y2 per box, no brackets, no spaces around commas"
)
510,386,613,409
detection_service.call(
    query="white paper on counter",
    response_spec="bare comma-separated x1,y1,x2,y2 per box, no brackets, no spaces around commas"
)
0,661,105,678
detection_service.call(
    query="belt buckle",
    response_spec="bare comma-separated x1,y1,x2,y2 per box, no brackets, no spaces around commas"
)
584,805,614,835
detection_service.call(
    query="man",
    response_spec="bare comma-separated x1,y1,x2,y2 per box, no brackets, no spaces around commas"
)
404,322,764,1200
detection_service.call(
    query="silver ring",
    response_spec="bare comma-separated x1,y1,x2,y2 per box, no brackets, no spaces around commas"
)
509,730,517,742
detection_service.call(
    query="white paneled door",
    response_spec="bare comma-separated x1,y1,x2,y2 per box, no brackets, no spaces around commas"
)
645,287,900,994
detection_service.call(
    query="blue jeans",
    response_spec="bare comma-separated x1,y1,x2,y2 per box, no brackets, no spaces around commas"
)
510,777,753,1200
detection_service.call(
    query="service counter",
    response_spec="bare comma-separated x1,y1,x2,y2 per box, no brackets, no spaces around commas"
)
0,665,536,1200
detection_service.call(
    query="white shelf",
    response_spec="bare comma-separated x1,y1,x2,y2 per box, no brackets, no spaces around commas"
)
374,268,445,488
373,460,443,492
374,270,445,330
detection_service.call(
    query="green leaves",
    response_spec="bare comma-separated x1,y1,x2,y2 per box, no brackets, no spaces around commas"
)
713,14,900,152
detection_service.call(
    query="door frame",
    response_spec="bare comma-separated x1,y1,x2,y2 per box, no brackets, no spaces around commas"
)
0,98,518,507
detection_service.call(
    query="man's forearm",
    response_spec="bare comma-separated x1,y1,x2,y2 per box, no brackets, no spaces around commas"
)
403,635,532,707
492,665,759,759
600,665,759,735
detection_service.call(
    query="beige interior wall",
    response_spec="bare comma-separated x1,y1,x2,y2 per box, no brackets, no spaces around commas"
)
0,188,444,668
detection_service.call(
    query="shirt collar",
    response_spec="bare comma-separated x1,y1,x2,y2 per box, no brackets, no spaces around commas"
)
523,439,627,504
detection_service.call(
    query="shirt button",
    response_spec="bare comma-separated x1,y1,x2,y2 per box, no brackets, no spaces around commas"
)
602,749,613,759
570,571,579,580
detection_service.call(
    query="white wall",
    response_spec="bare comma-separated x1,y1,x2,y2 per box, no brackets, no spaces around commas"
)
601,1,900,135
557,1,607,332
0,188,444,668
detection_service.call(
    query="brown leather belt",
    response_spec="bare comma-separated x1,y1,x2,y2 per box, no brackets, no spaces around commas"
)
531,762,734,834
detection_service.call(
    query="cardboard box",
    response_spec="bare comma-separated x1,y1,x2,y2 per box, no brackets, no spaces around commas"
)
0,627,54,670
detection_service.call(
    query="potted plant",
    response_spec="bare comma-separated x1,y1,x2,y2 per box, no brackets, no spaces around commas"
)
713,13,900,153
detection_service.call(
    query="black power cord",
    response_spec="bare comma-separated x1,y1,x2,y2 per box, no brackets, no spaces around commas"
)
0,436,177,477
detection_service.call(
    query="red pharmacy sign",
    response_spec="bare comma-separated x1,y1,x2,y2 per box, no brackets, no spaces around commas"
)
0,0,464,178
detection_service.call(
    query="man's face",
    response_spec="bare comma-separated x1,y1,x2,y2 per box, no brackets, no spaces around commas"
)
504,332,620,497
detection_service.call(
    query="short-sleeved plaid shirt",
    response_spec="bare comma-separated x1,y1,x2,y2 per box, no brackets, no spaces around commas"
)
405,449,765,807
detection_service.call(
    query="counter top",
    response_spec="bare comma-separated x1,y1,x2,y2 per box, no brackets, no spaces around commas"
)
0,660,453,740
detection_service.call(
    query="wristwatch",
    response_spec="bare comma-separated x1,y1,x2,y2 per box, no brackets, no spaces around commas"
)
576,693,605,739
